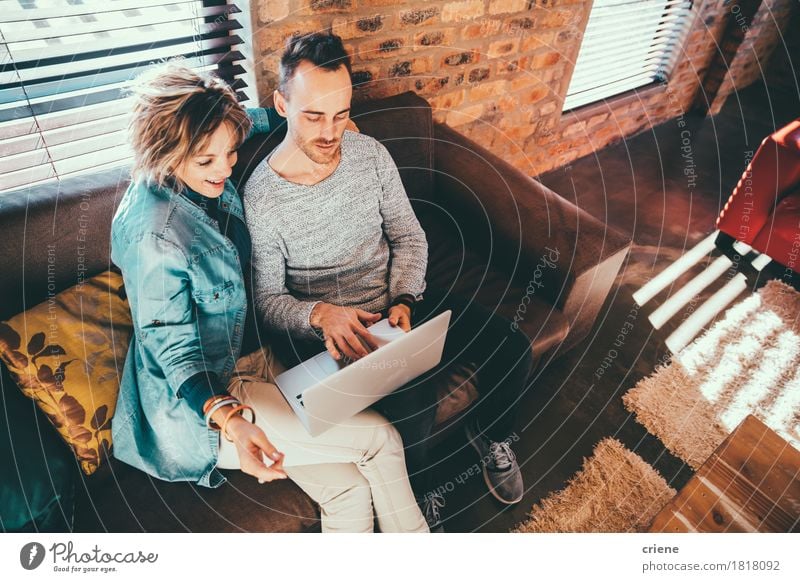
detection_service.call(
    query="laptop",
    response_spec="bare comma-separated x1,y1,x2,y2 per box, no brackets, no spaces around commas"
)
275,310,452,436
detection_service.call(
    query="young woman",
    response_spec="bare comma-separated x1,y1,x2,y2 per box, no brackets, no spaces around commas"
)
110,62,427,533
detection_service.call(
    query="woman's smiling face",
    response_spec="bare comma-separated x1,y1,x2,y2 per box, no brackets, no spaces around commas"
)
174,123,238,198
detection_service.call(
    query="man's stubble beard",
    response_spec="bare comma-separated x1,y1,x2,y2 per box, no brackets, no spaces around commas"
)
292,125,341,166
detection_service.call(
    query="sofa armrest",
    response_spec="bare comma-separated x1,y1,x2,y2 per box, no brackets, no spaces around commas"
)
432,123,631,351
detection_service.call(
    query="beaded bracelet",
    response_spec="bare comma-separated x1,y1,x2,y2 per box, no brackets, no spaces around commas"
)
205,397,242,430
221,404,256,442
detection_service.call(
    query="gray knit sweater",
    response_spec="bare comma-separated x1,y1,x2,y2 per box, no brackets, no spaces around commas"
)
243,131,428,340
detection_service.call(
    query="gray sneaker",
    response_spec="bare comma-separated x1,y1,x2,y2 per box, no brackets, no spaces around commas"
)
464,420,524,505
419,492,446,533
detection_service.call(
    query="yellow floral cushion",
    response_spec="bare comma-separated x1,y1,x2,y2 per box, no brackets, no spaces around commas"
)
0,271,132,475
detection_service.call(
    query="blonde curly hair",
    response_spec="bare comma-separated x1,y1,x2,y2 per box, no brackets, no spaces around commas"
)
128,60,251,191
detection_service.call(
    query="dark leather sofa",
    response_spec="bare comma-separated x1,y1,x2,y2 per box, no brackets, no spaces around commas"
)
0,92,631,532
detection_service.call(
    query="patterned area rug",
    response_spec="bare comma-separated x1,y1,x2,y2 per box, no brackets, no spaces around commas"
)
624,280,800,469
513,438,676,533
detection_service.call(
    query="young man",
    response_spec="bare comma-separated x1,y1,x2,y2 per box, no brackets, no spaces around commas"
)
244,32,534,530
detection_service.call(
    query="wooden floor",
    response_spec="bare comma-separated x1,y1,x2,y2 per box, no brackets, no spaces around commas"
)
435,80,800,533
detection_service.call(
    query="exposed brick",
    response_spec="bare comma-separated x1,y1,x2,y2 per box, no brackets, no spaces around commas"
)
470,80,507,101
400,6,440,26
414,75,451,94
390,61,413,78
481,95,520,129
256,20,327,53
465,122,501,150
248,0,746,179
468,67,491,83
462,18,502,40
387,57,431,78
562,119,587,138
557,28,581,44
509,74,543,92
495,95,521,113
538,8,577,28
357,15,385,33
419,31,444,46
535,128,558,145
524,84,549,103
488,38,520,59
504,17,536,35
488,0,529,15
446,103,485,127
331,18,354,40
332,16,386,40
442,0,485,23
414,29,456,49
380,39,404,52
539,100,557,116
586,113,609,129
443,51,477,66
500,122,533,145
358,37,409,60
310,0,351,12
497,116,537,143
429,90,466,111
259,0,290,24
532,51,561,68
521,32,554,53
546,141,573,158
496,56,529,75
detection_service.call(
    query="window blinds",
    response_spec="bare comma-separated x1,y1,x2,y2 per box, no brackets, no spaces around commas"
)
563,0,694,111
0,0,248,193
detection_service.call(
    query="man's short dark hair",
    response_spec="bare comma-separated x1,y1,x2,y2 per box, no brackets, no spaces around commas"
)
279,32,352,97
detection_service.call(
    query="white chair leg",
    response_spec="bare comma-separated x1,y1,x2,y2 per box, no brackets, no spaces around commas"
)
633,230,719,307
665,273,748,354
649,255,733,329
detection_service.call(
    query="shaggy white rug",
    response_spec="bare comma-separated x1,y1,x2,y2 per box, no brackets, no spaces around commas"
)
624,280,800,469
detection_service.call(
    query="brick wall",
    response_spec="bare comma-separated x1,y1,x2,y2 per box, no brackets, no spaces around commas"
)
248,0,790,176
701,0,797,115
764,4,800,92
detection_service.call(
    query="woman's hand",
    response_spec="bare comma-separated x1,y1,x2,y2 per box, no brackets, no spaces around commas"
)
225,415,287,483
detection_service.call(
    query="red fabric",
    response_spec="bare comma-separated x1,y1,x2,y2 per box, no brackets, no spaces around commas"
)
751,189,800,272
716,119,800,273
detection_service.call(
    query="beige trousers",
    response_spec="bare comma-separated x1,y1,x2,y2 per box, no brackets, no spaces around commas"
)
217,349,428,533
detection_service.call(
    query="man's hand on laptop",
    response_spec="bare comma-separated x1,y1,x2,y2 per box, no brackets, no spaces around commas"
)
310,302,381,361
387,304,412,332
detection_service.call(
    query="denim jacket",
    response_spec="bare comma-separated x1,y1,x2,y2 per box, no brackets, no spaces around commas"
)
110,108,279,487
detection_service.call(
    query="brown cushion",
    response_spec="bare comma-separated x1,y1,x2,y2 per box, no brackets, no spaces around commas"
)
0,271,132,475
0,167,129,321
74,458,320,532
